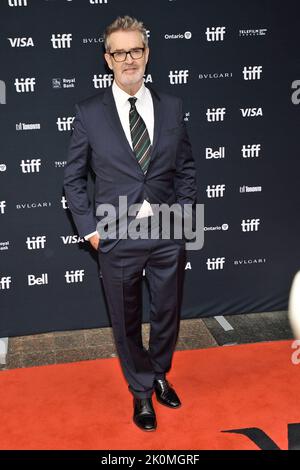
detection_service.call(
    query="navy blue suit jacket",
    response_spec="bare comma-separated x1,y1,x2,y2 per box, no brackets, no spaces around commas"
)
63,85,198,252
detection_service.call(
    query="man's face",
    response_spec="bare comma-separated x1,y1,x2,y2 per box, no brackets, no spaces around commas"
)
104,30,149,90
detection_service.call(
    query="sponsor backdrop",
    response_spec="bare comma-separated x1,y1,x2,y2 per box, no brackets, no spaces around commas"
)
0,0,299,336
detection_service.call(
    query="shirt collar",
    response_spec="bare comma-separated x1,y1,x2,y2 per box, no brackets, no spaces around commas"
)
112,79,146,107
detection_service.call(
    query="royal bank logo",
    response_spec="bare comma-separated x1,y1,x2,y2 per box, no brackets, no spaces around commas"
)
291,80,300,105
57,116,74,131
206,108,226,122
205,26,226,41
206,257,225,270
240,108,263,118
52,78,76,89
14,77,36,92
8,0,28,6
0,201,6,214
8,37,34,47
51,33,72,49
0,164,7,172
206,184,226,198
20,159,41,173
169,70,189,85
93,74,113,88
241,144,261,158
0,277,12,290
205,147,225,159
243,66,263,80
241,218,261,232
26,236,47,250
0,81,6,104
65,270,85,283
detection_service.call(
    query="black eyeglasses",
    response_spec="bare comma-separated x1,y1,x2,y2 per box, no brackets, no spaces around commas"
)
109,47,145,62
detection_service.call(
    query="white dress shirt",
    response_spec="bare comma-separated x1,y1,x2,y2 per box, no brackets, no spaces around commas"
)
84,79,154,240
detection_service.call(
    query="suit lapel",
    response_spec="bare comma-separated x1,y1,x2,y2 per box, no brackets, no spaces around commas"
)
102,84,163,175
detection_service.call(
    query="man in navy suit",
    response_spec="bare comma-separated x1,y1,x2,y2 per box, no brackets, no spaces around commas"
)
64,15,198,432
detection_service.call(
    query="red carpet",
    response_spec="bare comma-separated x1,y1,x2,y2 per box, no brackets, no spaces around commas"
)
0,340,299,450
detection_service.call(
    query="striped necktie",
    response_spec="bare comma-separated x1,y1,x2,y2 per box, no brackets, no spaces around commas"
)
128,97,152,174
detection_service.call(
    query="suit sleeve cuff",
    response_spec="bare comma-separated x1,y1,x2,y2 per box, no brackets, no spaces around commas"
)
84,231,98,240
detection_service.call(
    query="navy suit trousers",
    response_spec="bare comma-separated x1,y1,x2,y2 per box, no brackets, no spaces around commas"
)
97,233,186,399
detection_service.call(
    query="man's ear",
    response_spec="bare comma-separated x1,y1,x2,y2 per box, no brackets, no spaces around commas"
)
104,53,113,70
145,47,150,65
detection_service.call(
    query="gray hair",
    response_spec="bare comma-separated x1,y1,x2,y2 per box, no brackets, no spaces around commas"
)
103,15,148,52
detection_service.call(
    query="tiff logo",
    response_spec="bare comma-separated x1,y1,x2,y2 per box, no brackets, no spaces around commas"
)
89,0,108,3
14,78,36,92
207,257,225,270
61,196,69,209
20,159,41,173
206,108,226,122
206,147,225,159
8,0,27,6
28,274,48,286
51,34,72,49
241,219,260,232
168,70,189,85
0,80,6,104
206,184,226,198
243,65,263,80
242,144,261,158
0,277,12,290
57,117,74,131
65,270,85,283
205,26,226,41
93,74,113,88
0,201,6,214
26,236,46,249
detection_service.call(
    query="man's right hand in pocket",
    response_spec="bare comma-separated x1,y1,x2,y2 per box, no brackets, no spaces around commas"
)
89,233,100,250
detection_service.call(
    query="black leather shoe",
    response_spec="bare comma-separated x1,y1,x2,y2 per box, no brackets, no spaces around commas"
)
133,397,157,432
154,378,181,408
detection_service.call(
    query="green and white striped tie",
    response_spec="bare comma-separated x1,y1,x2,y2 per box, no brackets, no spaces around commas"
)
128,97,152,174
